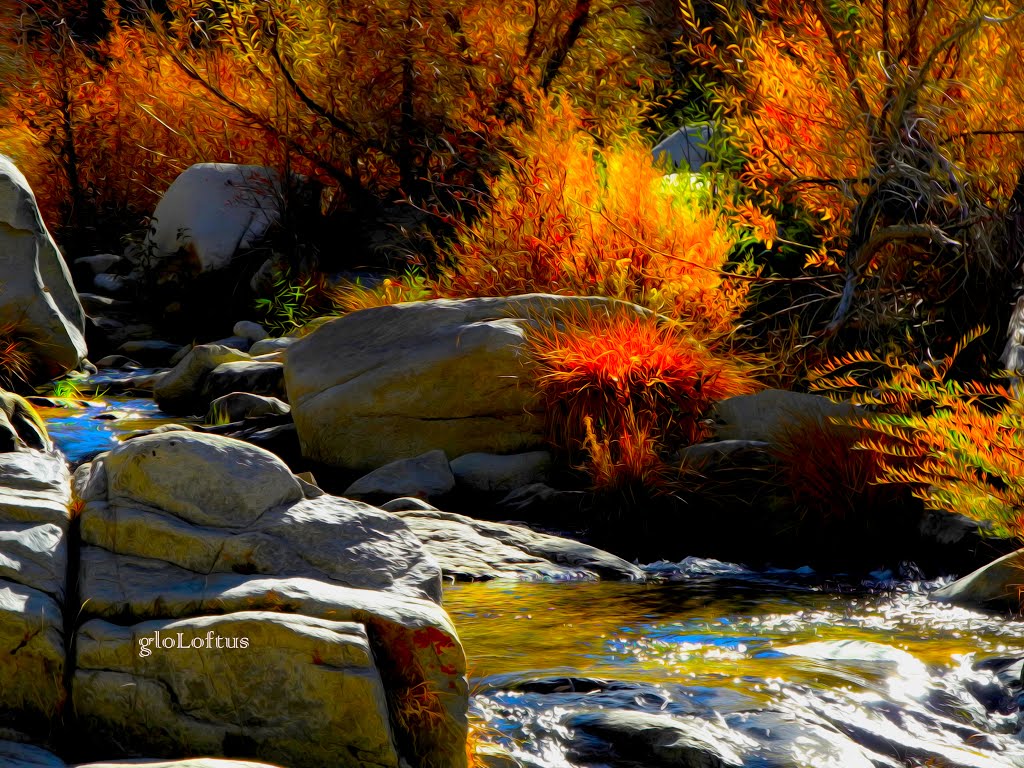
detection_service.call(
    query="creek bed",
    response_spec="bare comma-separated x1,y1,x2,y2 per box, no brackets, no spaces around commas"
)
40,398,1024,766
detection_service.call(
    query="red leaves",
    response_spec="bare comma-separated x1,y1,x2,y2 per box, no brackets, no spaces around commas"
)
527,309,756,490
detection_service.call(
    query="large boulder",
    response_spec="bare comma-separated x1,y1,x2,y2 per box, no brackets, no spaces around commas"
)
144,164,283,278
72,432,467,767
0,156,87,378
0,451,72,734
284,294,645,471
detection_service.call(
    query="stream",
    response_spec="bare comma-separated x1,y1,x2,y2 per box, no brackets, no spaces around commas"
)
41,394,1024,767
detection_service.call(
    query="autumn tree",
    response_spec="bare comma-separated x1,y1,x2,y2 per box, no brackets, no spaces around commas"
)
140,0,666,264
682,0,1024,366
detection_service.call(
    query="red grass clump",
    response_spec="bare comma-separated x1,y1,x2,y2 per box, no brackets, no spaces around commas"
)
527,309,756,491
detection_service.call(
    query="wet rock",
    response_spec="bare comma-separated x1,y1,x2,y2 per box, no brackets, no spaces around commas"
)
154,345,251,415
930,549,1024,613
564,710,744,768
495,483,589,524
78,292,134,316
0,393,51,452
450,451,552,493
0,156,87,379
206,335,253,353
345,450,456,502
284,294,646,472
73,253,123,278
93,355,141,370
207,393,290,425
389,507,645,582
201,361,285,404
92,273,137,298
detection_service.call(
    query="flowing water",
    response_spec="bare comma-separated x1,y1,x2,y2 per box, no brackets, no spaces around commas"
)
42,398,1024,767
447,572,1024,766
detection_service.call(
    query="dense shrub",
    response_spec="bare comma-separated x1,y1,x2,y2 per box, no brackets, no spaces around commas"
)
526,307,756,492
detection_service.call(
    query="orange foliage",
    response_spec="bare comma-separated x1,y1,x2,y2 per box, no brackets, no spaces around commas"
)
813,329,1024,542
0,1,282,241
436,98,762,337
682,0,1024,268
527,308,756,489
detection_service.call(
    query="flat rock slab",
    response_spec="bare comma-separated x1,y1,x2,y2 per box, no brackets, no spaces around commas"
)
74,613,400,768
390,507,645,582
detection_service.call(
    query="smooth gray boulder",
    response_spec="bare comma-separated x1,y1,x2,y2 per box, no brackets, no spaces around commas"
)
390,507,645,582
284,294,646,471
144,164,283,277
450,451,551,493
99,432,303,529
0,156,87,378
344,450,455,502
712,389,859,442
233,320,269,343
